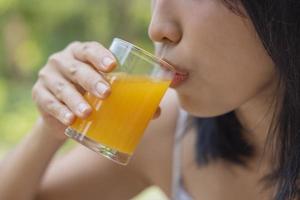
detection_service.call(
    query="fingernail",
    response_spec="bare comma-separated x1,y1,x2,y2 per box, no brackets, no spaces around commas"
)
78,103,90,114
96,82,110,96
64,112,74,124
101,56,115,69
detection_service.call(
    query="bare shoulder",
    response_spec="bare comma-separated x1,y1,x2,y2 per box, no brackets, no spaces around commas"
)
129,89,180,195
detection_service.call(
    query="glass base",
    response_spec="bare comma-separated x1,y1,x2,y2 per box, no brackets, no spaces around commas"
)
65,127,130,165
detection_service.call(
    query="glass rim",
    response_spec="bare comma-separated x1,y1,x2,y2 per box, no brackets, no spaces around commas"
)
113,38,176,72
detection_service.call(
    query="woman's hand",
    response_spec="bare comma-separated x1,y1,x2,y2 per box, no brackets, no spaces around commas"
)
32,41,117,141
32,41,162,141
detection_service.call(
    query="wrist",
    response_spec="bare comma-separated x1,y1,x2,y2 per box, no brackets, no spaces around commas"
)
34,117,68,145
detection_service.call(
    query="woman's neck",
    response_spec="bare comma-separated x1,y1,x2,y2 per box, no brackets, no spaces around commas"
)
234,79,281,165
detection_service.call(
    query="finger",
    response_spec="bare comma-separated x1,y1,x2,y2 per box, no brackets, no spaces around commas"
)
54,60,111,98
32,83,75,125
42,72,92,118
72,41,117,72
152,107,161,119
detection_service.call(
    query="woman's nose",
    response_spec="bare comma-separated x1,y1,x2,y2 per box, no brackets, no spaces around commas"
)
148,2,182,44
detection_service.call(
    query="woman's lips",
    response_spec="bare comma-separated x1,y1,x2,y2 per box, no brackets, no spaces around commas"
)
159,58,189,88
158,58,189,88
170,71,189,88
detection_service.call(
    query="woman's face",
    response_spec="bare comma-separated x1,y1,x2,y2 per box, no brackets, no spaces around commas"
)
149,0,277,117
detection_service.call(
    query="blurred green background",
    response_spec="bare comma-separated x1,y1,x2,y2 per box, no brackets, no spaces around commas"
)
0,0,167,199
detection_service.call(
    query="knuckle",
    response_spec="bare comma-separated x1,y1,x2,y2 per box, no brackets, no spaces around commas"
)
48,53,63,67
38,69,47,80
45,98,55,107
87,41,100,48
68,62,80,76
45,99,57,112
82,42,99,55
81,77,94,91
82,44,92,56
54,81,66,99
79,48,88,59
67,41,82,51
70,41,81,48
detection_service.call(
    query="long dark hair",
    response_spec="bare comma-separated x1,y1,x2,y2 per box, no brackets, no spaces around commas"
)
195,1,300,199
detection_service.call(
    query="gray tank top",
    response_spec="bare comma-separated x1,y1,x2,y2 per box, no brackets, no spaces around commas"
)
171,109,194,200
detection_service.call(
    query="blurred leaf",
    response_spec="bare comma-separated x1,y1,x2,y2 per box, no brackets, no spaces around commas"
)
0,79,7,112
0,81,38,145
0,0,17,14
15,39,43,75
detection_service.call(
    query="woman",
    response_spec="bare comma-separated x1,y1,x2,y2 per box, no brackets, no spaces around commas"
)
0,0,299,199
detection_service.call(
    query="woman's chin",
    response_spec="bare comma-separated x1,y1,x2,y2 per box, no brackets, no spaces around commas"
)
177,97,231,118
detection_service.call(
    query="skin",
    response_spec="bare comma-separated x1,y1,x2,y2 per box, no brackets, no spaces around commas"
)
0,0,281,199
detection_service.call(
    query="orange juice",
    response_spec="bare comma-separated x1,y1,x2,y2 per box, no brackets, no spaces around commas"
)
71,73,171,154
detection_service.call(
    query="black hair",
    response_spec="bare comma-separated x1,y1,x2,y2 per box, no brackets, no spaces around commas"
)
195,1,300,199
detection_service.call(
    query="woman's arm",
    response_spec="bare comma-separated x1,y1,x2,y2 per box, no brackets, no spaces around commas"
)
36,144,151,200
0,119,65,200
0,118,151,200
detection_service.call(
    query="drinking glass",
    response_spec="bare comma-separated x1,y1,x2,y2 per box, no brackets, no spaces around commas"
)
65,38,175,165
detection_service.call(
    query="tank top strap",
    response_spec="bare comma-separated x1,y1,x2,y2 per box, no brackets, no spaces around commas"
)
171,109,191,199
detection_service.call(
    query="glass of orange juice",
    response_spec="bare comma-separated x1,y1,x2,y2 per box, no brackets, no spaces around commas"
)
65,38,175,165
